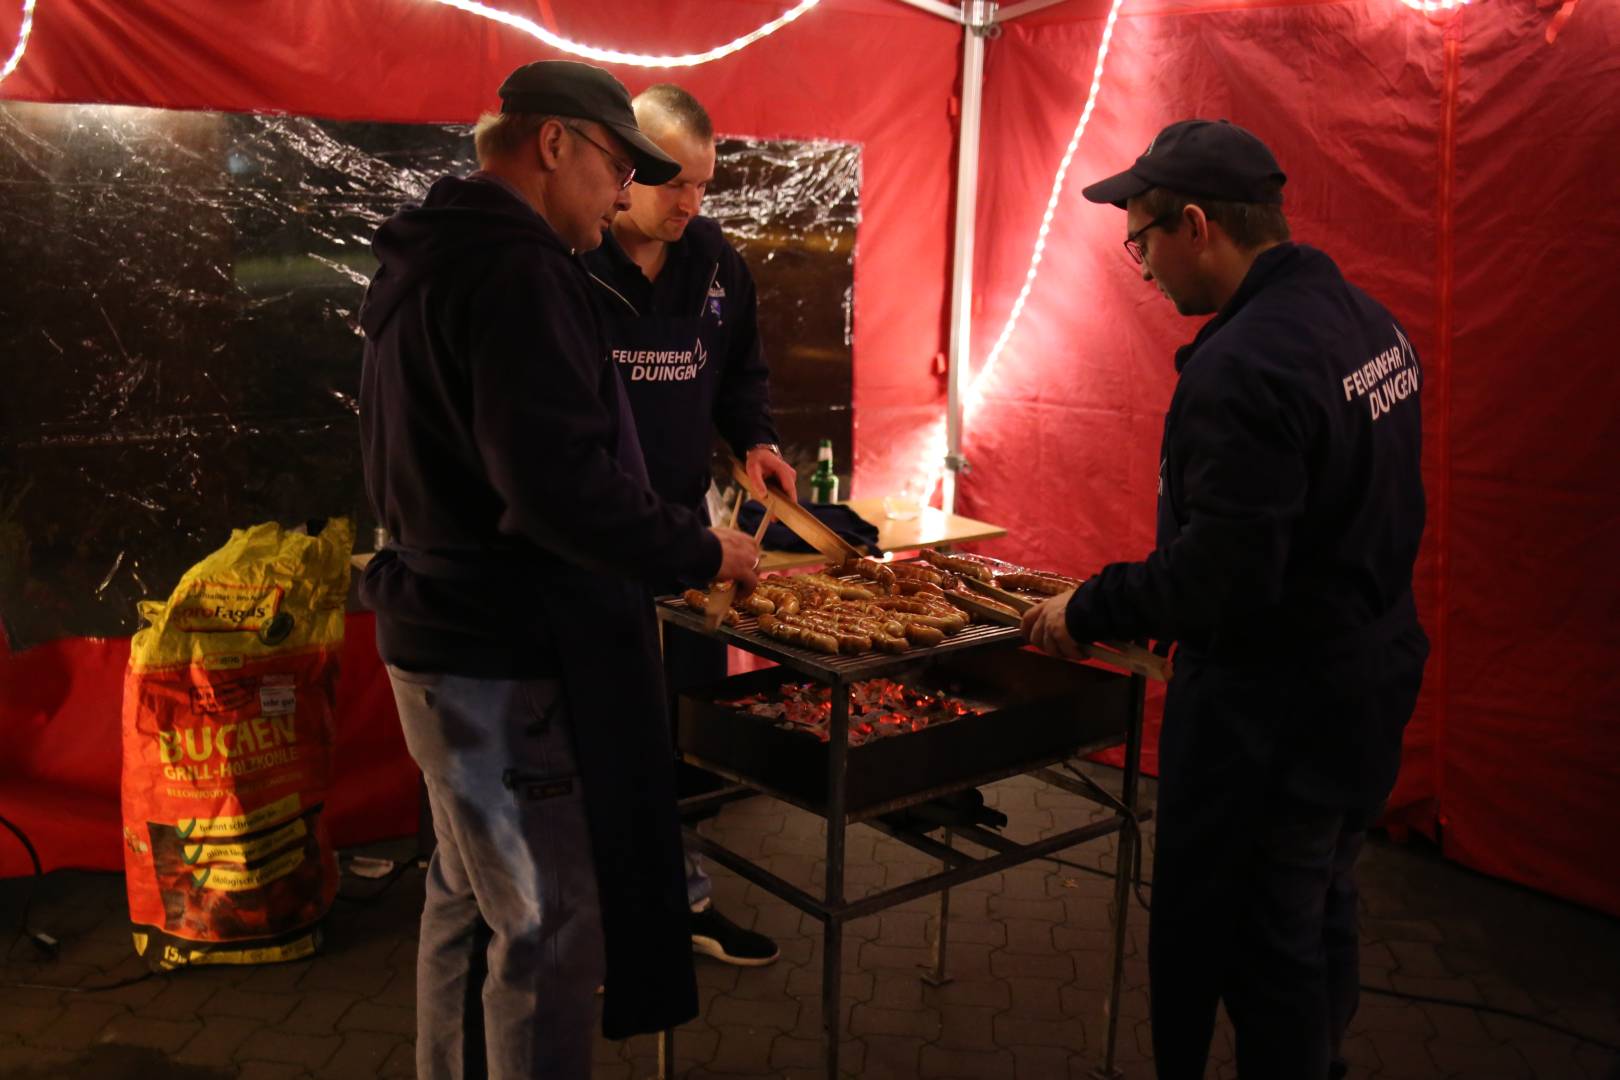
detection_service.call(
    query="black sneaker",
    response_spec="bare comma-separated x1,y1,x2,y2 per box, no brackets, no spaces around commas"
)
690,906,780,967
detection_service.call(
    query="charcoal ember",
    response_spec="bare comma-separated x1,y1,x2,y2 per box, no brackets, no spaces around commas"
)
724,678,981,747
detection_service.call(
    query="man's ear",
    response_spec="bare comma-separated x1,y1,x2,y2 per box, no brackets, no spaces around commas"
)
536,118,568,171
1184,203,1209,248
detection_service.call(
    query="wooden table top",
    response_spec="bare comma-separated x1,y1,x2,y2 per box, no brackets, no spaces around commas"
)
759,497,1006,571
350,497,1007,573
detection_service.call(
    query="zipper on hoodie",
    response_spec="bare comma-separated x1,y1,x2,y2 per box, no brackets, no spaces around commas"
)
696,261,720,318
587,271,640,316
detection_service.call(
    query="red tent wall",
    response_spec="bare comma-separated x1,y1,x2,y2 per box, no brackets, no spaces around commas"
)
3,0,1617,920
958,0,1620,915
0,0,962,876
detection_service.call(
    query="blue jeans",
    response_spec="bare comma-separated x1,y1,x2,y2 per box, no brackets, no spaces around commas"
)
388,669,605,1080
685,851,711,911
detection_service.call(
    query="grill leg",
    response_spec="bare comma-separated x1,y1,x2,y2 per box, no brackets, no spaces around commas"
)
1094,672,1146,1080
822,683,850,1080
821,916,844,1080
657,1028,674,1079
923,827,953,987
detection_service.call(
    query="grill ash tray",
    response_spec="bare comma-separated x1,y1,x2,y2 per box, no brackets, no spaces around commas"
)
677,646,1135,818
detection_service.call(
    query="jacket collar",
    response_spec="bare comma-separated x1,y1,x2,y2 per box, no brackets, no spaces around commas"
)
1174,242,1300,372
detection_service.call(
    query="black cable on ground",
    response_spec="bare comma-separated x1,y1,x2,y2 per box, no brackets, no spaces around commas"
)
1360,985,1620,1055
336,852,425,904
1053,763,1154,911
1043,853,1619,1056
6,970,161,993
0,812,53,961
2,813,165,993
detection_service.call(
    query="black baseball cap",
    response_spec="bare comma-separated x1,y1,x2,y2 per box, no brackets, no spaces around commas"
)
497,60,681,186
1082,119,1286,209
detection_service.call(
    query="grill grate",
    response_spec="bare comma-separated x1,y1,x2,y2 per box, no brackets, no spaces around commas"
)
656,598,1026,683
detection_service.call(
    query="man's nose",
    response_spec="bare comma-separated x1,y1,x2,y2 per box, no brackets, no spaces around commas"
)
613,187,632,213
679,187,701,214
1140,261,1154,283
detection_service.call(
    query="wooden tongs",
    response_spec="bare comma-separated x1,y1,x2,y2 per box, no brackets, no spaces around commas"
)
961,577,1172,682
727,459,863,566
702,489,774,631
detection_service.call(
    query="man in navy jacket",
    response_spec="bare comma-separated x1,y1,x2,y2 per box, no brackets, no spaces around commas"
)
1023,120,1428,1079
359,61,760,1077
582,84,792,969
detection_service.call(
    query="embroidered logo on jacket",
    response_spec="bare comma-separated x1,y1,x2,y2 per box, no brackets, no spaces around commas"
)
615,339,709,383
1342,324,1420,421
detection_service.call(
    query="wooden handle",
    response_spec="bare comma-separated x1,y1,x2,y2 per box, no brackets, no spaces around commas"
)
726,487,747,530
751,508,775,543
730,458,862,565
702,581,734,631
1083,640,1172,682
964,577,1169,680
703,507,770,632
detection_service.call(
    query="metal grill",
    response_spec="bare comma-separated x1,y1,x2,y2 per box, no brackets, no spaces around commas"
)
655,597,1024,682
653,574,1147,1080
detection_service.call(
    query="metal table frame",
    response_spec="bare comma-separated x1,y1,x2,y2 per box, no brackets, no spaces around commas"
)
654,604,1148,1080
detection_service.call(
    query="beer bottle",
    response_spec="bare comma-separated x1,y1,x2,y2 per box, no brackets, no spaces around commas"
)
810,439,839,504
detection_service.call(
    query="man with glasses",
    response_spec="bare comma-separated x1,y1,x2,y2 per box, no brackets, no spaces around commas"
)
582,83,792,972
359,60,761,1078
1022,119,1428,1080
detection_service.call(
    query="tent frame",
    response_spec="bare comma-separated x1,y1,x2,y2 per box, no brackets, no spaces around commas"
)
892,0,1072,514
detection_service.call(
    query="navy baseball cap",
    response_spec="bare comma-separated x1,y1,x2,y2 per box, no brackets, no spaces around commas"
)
497,60,680,186
1082,119,1286,208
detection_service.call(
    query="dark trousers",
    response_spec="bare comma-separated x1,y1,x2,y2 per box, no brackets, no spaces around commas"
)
1150,761,1375,1080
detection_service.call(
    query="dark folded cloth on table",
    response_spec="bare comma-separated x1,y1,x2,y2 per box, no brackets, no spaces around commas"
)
735,500,880,556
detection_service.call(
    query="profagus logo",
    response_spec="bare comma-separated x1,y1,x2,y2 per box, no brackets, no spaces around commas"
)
171,582,284,633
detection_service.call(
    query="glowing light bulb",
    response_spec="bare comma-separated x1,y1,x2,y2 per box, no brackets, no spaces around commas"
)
0,0,37,85
1399,0,1469,11
425,0,822,67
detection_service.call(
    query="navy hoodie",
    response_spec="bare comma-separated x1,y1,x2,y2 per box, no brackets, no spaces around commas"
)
358,174,721,676
359,174,707,1037
581,217,778,513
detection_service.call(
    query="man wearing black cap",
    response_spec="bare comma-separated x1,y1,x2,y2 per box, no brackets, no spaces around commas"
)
359,59,760,1078
1022,119,1429,1079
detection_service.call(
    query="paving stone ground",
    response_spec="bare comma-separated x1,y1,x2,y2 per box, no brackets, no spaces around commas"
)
3,765,1617,1079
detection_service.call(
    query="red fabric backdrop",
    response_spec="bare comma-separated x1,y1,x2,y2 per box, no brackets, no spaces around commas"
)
956,0,1620,915
0,0,962,874
0,616,416,873
2,0,1617,916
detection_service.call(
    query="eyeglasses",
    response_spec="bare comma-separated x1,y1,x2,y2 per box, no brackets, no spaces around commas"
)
1123,212,1176,265
565,124,636,190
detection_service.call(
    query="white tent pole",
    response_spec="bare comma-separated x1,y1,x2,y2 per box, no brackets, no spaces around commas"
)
941,1,993,514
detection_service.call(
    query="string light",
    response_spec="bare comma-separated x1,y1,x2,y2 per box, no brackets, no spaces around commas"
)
966,0,1125,418
920,0,1128,504
0,0,37,85
425,0,822,67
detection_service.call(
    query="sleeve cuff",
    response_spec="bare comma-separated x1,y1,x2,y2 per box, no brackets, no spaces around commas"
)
725,423,782,462
692,530,724,582
1064,580,1103,645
